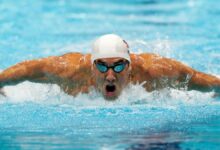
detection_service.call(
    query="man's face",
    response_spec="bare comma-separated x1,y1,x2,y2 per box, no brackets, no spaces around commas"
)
92,57,130,100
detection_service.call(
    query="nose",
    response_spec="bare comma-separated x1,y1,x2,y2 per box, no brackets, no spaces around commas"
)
106,69,116,83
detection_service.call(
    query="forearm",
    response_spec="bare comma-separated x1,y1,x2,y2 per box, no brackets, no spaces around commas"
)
0,59,45,87
167,58,220,92
189,71,220,92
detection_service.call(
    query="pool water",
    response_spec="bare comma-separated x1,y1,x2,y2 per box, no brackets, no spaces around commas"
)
0,0,220,149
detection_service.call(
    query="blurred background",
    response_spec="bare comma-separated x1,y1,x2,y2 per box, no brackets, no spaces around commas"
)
0,0,219,74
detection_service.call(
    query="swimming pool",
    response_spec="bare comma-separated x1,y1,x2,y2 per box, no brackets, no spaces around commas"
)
0,0,220,149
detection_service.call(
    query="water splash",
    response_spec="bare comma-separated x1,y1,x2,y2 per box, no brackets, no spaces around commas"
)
129,36,174,58
1,81,217,108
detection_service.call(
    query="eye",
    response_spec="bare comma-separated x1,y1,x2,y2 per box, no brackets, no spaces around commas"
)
96,63,108,73
114,64,125,73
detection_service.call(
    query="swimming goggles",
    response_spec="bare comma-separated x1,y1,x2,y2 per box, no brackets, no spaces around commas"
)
94,60,129,73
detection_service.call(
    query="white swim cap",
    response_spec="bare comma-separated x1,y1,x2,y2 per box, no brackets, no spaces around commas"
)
91,34,130,63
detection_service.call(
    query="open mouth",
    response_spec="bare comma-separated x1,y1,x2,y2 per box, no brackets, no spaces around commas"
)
104,85,118,100
106,85,116,93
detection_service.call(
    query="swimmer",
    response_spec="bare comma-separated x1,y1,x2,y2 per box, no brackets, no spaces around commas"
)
0,34,220,100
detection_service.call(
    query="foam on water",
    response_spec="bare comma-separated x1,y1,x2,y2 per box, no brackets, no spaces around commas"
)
1,81,219,149
1,81,217,108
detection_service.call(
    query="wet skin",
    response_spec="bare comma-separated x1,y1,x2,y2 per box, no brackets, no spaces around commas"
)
92,58,130,100
0,52,220,100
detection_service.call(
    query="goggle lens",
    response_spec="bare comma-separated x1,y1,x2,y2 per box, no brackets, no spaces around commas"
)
114,64,125,73
96,63,108,73
95,61,128,73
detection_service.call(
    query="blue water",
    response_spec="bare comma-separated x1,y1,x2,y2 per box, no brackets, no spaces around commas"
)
0,0,220,149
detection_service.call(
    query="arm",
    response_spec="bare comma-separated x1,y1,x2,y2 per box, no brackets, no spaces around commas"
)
166,58,220,92
0,52,89,88
0,58,46,96
188,70,220,92
133,53,220,93
0,59,46,87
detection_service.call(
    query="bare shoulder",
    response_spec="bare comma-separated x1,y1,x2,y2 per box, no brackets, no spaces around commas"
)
42,52,92,75
61,53,93,80
129,53,156,85
43,52,93,94
131,53,193,78
129,53,195,90
45,52,86,65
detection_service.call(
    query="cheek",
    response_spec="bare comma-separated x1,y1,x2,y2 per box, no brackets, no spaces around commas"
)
94,72,105,83
117,72,129,84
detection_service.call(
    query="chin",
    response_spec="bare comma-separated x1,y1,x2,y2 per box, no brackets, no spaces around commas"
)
104,94,118,101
